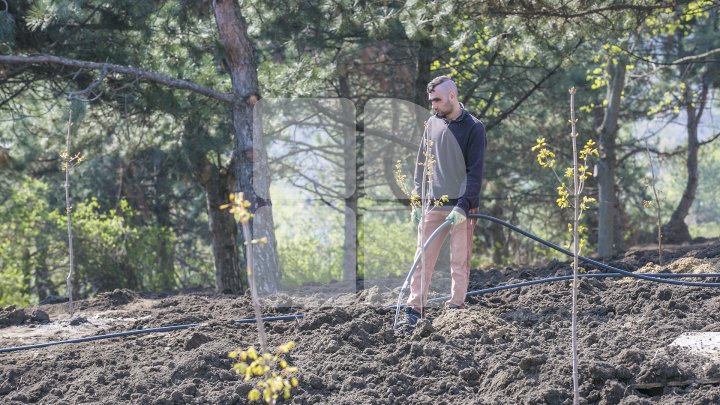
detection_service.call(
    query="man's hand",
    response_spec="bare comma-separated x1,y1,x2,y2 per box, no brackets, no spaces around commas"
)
446,208,466,225
412,207,422,226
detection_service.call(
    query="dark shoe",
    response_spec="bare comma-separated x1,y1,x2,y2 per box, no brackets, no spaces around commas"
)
445,303,464,310
396,307,421,335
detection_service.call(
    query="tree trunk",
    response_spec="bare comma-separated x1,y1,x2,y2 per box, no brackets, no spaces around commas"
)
415,36,434,108
34,263,57,301
595,55,627,258
338,64,358,286
213,0,280,294
205,164,247,294
613,199,627,252
182,110,247,294
489,197,508,264
338,63,362,288
663,75,709,244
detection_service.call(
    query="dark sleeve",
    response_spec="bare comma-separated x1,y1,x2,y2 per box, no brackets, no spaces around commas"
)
456,122,487,215
413,135,426,196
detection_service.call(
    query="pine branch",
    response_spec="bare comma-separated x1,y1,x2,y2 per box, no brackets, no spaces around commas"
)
0,54,234,104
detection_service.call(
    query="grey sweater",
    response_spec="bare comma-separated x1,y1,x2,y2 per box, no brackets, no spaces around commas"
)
414,109,487,215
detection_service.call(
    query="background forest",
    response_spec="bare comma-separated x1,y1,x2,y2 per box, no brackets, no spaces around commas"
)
1,0,719,307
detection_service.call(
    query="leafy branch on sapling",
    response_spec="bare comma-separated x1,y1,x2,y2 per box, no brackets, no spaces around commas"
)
394,159,449,210
394,160,420,210
531,135,598,252
229,342,299,405
61,112,84,316
531,87,598,405
221,193,300,404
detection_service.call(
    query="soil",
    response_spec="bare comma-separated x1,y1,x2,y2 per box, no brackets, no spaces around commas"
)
2,241,720,405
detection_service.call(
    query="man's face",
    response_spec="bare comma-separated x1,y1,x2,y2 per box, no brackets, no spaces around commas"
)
428,90,452,118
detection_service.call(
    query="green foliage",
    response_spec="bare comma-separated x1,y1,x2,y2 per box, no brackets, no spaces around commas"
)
0,176,58,306
52,197,177,295
272,197,344,287
359,214,416,280
278,236,343,287
658,139,720,239
0,173,186,307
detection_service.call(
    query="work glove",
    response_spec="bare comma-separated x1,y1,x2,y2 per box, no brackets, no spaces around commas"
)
411,207,422,226
446,208,466,225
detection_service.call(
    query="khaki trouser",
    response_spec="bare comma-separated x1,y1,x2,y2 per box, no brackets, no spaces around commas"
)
406,207,477,311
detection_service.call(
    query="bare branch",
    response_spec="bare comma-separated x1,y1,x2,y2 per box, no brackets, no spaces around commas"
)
673,47,720,65
618,131,720,164
0,54,233,104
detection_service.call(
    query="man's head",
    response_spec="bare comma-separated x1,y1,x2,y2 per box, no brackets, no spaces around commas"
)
427,75,460,119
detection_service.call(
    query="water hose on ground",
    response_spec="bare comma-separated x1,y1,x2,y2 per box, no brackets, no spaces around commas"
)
427,272,720,304
393,214,720,329
393,221,452,330
3,214,718,348
0,314,304,354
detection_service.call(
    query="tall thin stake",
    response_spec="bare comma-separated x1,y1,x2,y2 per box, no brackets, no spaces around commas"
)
241,220,268,353
419,123,429,318
645,141,664,266
224,192,268,353
569,87,580,405
63,112,75,316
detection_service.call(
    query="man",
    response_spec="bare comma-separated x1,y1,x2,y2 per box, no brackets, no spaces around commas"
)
399,75,487,334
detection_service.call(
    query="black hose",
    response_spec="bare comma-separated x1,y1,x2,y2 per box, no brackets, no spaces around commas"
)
426,272,720,304
0,314,304,354
468,213,720,287
393,221,452,329
394,214,720,327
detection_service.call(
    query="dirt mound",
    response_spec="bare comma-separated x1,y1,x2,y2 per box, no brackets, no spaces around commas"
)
1,241,720,404
93,288,142,308
0,307,49,328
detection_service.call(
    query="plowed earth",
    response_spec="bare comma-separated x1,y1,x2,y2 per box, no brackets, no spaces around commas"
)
2,241,720,404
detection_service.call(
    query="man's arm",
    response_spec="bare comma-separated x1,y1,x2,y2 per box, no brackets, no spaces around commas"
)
455,122,487,215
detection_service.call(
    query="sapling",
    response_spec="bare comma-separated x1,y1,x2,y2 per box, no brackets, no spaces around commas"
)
531,87,598,405
395,122,449,322
222,193,300,404
61,111,84,316
221,192,269,350
644,141,664,266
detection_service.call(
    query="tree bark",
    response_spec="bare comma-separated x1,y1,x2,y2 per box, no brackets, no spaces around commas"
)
182,114,247,294
206,164,247,293
212,0,280,293
663,74,709,244
595,55,627,258
415,36,434,108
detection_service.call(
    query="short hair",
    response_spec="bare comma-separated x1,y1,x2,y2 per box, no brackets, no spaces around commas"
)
427,75,453,93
